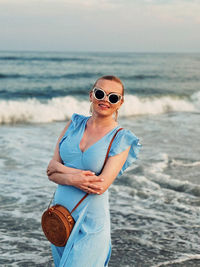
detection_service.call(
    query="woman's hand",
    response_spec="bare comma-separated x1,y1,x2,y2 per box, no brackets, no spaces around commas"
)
46,159,58,176
68,170,104,195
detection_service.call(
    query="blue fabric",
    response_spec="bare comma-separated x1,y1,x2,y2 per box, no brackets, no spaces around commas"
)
51,113,141,267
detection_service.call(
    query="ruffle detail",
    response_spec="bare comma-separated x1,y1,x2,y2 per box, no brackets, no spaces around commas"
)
62,113,86,137
59,113,86,148
70,113,86,129
109,129,141,176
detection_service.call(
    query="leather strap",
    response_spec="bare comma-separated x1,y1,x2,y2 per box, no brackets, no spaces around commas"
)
70,192,89,214
70,127,123,214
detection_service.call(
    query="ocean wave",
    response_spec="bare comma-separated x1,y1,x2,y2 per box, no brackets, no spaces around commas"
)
0,72,163,82
0,72,165,82
153,254,200,267
151,175,200,197
0,86,180,100
123,94,198,115
0,87,90,99
122,74,162,80
0,73,21,79
170,159,200,167
0,56,89,62
191,90,200,106
148,153,200,197
0,72,103,80
0,93,199,124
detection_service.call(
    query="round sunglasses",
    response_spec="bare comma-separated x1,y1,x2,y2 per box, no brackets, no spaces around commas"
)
93,87,122,104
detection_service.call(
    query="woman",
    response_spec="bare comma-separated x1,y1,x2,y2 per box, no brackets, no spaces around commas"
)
46,75,141,267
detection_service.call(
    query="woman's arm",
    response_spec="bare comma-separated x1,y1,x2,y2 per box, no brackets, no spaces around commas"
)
100,146,131,193
88,146,131,195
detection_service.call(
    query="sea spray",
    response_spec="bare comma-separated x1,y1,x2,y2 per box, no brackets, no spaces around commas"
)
1,94,199,124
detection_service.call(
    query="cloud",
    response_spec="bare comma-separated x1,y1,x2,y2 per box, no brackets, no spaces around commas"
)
146,0,200,24
0,0,199,51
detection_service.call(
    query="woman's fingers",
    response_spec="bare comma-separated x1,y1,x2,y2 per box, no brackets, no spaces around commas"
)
46,169,51,175
82,170,95,176
71,171,105,194
81,185,101,195
82,176,104,194
46,168,56,176
84,175,104,183
85,183,103,190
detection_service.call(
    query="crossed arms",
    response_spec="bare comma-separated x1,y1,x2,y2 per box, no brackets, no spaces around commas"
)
47,121,130,195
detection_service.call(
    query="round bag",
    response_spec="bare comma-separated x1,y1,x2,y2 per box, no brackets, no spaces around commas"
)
41,204,75,247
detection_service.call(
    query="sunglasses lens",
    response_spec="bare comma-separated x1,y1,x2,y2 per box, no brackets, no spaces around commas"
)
109,94,119,104
95,89,105,100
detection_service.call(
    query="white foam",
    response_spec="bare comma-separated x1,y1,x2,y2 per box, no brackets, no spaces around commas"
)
147,153,200,196
0,97,90,124
121,95,196,116
171,159,200,167
0,93,199,124
148,153,169,175
153,253,200,267
191,91,200,109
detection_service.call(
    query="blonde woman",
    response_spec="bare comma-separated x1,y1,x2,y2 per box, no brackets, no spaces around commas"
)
46,76,141,267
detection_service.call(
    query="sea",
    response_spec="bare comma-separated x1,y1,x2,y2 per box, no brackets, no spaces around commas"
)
0,51,200,267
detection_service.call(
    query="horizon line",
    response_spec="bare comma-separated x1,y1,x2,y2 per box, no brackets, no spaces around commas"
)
0,49,200,54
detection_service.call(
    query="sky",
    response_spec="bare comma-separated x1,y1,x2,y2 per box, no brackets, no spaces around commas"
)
0,0,200,52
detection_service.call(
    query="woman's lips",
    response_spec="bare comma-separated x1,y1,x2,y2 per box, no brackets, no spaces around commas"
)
98,103,110,109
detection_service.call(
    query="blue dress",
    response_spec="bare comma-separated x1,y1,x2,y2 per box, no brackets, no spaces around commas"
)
51,113,141,267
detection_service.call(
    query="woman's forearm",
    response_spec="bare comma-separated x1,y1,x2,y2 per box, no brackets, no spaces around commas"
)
47,159,79,176
48,172,72,185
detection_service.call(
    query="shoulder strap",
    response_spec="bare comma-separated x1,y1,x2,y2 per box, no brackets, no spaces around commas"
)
101,127,123,172
70,127,123,214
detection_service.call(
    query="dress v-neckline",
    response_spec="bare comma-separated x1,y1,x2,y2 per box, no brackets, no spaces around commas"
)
78,116,119,153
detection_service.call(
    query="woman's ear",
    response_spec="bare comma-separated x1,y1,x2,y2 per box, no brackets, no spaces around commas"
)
119,97,124,107
89,90,93,102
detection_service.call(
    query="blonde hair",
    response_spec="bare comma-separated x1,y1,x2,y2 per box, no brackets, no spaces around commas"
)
92,75,124,96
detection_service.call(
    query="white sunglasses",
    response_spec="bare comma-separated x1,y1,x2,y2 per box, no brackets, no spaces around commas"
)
93,87,122,104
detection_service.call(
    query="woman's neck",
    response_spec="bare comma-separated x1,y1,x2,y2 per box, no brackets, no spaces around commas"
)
89,114,117,129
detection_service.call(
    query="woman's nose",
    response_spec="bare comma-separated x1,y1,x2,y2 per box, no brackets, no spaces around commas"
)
104,95,109,102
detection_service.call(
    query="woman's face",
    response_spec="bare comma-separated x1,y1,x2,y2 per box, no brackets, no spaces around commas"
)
89,79,124,118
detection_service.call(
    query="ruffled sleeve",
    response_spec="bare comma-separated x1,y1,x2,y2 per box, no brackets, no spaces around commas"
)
109,129,141,177
59,113,86,147
70,113,86,129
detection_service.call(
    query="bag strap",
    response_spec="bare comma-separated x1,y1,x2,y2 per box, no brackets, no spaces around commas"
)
70,127,123,214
